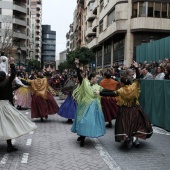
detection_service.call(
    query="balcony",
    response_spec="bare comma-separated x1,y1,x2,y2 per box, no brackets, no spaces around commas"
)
13,31,27,39
86,11,96,21
131,18,170,32
86,0,95,7
13,2,27,14
92,18,98,31
13,17,27,26
85,27,96,37
93,0,98,15
87,37,98,49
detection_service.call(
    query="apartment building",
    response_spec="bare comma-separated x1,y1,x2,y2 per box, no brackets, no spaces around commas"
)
59,49,67,64
31,0,42,60
85,0,170,70
0,0,31,66
66,24,74,53
41,25,56,71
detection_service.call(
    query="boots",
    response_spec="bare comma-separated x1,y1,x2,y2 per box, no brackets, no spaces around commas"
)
6,140,18,153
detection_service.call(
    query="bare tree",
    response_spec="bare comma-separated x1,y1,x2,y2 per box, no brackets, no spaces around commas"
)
0,16,17,56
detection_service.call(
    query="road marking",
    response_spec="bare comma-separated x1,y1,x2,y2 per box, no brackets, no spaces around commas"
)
153,126,170,135
12,139,16,145
21,153,29,164
26,139,32,146
91,138,122,170
0,154,9,165
29,131,34,135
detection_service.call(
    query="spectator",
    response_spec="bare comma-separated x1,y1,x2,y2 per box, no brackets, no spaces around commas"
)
164,66,170,80
142,67,153,79
155,66,165,80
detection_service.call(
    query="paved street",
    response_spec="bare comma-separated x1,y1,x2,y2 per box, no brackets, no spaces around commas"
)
0,97,170,170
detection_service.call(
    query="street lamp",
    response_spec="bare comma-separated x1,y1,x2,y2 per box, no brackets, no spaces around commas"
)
17,47,21,70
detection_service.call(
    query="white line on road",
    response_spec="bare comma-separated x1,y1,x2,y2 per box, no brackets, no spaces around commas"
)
0,154,9,165
29,131,34,135
21,153,29,164
26,139,32,146
91,138,122,170
12,139,16,145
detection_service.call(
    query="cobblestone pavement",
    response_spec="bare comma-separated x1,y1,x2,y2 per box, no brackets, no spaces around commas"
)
0,97,170,170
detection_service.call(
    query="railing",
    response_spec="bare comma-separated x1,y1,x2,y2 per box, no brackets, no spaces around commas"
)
13,1,26,8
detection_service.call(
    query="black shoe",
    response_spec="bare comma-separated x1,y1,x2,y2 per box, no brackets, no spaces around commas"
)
80,140,84,147
40,118,44,122
77,136,82,141
106,123,112,128
66,119,73,123
45,115,48,120
7,146,18,153
17,106,21,110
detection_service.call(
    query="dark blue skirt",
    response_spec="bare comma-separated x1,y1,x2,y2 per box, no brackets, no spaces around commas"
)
58,94,77,119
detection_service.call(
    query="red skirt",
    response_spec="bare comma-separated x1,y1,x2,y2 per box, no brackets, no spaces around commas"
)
101,97,119,122
31,92,59,118
115,105,153,142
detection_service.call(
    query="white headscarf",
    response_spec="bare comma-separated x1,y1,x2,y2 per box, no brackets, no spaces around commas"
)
0,55,9,75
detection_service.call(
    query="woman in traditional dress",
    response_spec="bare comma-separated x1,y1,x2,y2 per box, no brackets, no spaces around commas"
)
15,72,32,109
96,61,153,147
100,71,119,127
0,57,37,153
58,75,78,123
22,72,59,122
71,59,106,147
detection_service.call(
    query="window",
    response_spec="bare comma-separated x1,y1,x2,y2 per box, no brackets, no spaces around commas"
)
104,44,111,64
107,9,115,26
132,3,138,18
89,3,94,11
100,0,104,12
148,2,154,17
154,3,161,18
162,3,167,18
0,8,2,15
99,20,103,33
139,2,146,17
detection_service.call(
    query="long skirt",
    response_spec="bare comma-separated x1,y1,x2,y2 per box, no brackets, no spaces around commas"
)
71,99,106,138
0,100,37,141
101,97,119,122
31,92,59,118
115,105,153,142
58,94,77,119
15,87,31,108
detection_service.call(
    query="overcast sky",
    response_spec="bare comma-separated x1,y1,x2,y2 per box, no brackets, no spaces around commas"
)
42,0,77,59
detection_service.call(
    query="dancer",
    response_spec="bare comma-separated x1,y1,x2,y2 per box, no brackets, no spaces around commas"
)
0,57,37,152
71,58,106,147
100,71,119,127
22,72,59,121
58,75,78,123
96,61,153,147
15,72,31,109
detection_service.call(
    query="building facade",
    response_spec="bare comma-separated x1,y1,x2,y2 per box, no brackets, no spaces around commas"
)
59,49,67,64
0,0,31,67
41,25,56,72
85,0,170,70
31,0,42,60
